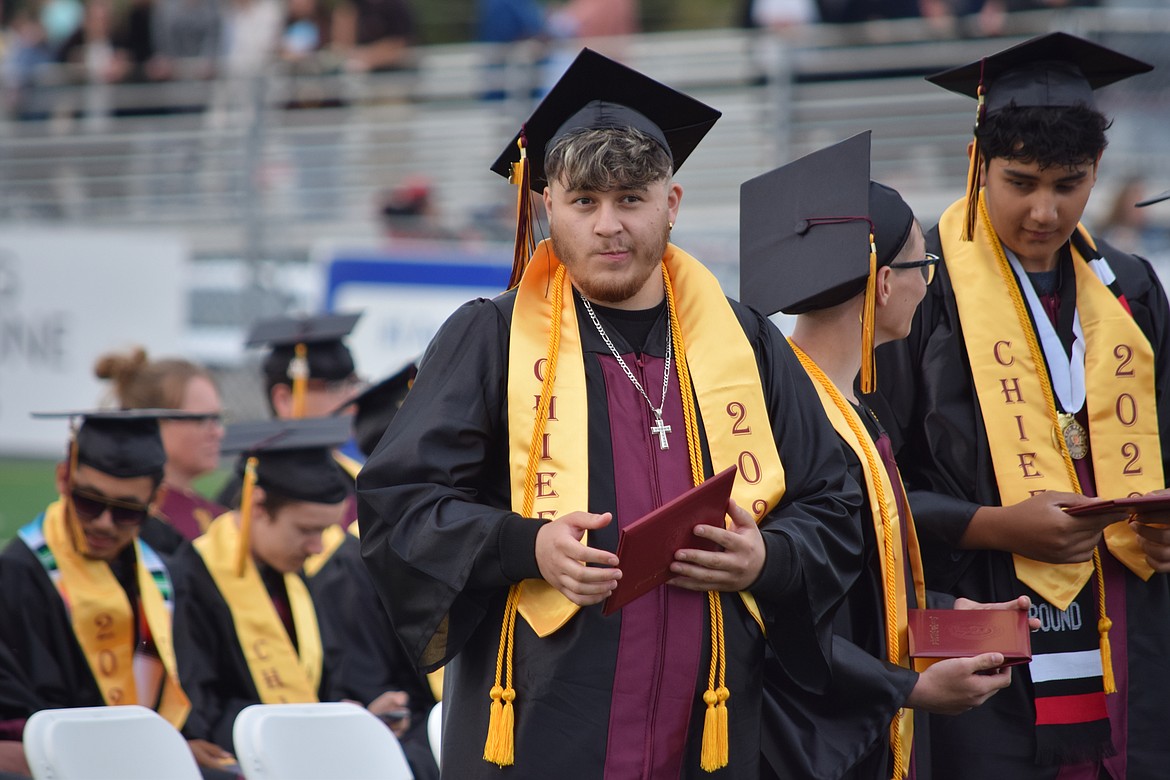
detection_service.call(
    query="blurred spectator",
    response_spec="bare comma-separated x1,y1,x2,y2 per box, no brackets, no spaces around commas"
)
58,0,130,84
39,0,84,52
220,0,282,79
813,0,924,22
1097,177,1170,259
116,0,160,82
2,11,54,118
151,0,220,80
331,0,415,73
744,0,818,29
477,0,546,43
282,0,332,63
547,0,638,38
378,176,454,240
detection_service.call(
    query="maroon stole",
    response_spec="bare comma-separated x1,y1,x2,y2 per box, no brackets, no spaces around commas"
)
155,485,224,540
599,351,704,779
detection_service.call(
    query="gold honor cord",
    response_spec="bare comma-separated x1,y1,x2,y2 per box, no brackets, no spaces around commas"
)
790,342,922,779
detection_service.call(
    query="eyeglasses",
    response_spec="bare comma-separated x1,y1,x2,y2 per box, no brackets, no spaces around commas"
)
889,253,939,285
70,487,151,526
166,414,223,429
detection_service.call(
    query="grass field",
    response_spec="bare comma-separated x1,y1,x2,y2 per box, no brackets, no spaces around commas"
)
0,459,231,547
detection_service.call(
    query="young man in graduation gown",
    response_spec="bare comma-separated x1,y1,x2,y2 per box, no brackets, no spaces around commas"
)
357,48,864,778
0,410,231,775
869,33,1170,779
172,418,355,752
744,133,1037,780
308,367,440,780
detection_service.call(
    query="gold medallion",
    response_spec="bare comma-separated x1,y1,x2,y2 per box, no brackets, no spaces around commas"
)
1057,412,1089,460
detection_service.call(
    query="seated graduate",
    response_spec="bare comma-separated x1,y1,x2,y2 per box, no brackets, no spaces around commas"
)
307,363,438,780
173,416,389,761
217,313,365,515
739,134,1033,780
0,409,228,775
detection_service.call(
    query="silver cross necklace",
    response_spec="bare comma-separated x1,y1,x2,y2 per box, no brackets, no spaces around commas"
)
581,296,673,450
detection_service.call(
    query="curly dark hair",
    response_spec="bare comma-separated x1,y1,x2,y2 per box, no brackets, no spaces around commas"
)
977,104,1112,170
544,126,673,191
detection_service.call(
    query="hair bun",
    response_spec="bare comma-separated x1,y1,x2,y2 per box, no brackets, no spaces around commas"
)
93,347,149,382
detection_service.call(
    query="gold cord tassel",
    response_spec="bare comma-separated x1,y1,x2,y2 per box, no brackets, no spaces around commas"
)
483,265,567,766
506,136,535,290
667,267,730,772
290,343,309,419
65,434,88,553
1093,548,1116,694
859,233,878,395
235,457,259,577
961,84,986,242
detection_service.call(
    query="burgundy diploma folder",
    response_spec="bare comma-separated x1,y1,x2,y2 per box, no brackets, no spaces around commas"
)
601,465,737,617
1064,493,1170,519
907,609,1032,666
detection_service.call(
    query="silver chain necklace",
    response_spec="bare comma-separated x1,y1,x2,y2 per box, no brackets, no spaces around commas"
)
581,297,673,450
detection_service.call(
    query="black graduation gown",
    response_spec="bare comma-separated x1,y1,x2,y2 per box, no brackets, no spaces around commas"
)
869,231,1170,779
762,403,937,780
309,534,439,780
170,542,341,750
357,290,864,779
0,535,143,714
140,514,187,556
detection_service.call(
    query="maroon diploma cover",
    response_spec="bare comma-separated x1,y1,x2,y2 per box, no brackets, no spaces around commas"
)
1064,493,1170,519
602,465,737,617
907,609,1032,666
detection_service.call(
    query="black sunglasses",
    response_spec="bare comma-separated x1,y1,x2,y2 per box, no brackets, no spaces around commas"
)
889,252,940,285
70,487,151,527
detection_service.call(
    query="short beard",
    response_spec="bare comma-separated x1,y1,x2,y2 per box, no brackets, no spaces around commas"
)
551,222,670,305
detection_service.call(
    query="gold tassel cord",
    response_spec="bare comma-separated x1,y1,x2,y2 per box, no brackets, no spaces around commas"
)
859,232,879,395
290,343,309,420
235,457,259,578
65,432,89,554
665,266,730,772
790,342,909,779
483,264,567,767
980,196,1115,692
507,135,536,291
961,81,986,242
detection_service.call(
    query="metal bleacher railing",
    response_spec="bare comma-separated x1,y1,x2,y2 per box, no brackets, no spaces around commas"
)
3,9,1169,257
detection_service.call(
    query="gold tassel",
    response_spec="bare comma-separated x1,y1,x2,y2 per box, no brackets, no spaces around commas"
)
289,343,309,419
1093,548,1116,694
860,233,878,394
235,457,259,577
961,84,986,242
483,588,520,766
506,136,535,290
65,432,88,554
700,688,720,771
700,591,729,771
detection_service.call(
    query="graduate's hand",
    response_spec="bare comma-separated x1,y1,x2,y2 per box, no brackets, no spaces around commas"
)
954,595,1041,631
906,653,1012,715
1130,518,1170,573
535,511,620,606
368,690,412,737
669,499,764,592
187,738,236,769
963,491,1107,563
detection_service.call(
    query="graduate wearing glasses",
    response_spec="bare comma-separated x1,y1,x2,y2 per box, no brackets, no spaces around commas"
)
0,409,235,777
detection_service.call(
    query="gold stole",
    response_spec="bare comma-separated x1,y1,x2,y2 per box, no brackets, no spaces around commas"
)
506,239,787,636
790,344,926,779
195,513,323,703
943,193,1161,608
41,500,190,728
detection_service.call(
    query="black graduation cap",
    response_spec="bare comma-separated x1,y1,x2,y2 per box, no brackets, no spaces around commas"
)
1136,190,1170,208
488,48,722,193
221,416,353,505
33,408,206,479
247,313,362,385
927,32,1153,115
333,361,417,458
739,132,915,393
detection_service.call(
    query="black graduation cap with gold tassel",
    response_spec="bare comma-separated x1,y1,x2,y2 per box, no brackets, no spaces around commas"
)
739,131,915,394
219,416,353,576
246,313,362,419
926,32,1152,242
489,47,722,290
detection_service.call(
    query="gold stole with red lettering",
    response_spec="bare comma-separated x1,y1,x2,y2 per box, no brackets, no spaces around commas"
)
195,512,322,703
943,192,1161,609
39,500,191,728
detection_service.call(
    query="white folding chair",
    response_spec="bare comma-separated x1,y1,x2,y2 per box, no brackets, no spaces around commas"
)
233,702,413,780
425,701,441,769
23,705,201,780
